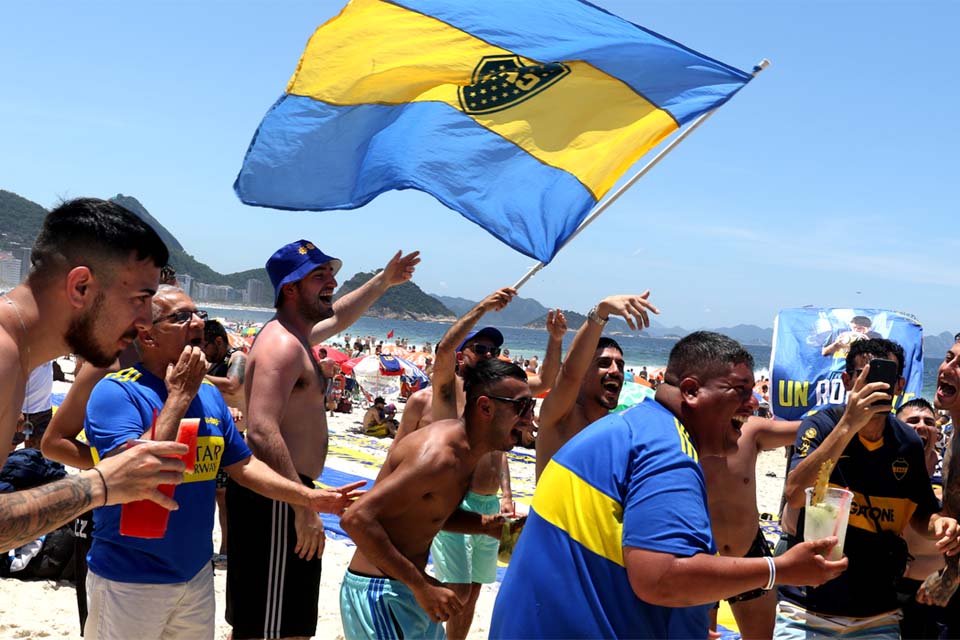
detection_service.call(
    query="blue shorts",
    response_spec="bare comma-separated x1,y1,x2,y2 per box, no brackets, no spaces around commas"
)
431,491,501,584
340,570,445,640
774,601,901,639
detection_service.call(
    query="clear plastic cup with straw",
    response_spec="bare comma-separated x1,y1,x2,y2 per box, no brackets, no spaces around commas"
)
804,486,854,560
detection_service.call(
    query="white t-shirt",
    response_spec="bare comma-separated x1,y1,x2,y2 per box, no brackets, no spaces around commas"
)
22,361,53,413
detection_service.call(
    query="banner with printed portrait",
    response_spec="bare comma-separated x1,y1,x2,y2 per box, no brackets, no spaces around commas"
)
770,308,923,420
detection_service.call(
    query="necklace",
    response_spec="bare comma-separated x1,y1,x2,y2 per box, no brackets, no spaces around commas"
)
1,292,30,366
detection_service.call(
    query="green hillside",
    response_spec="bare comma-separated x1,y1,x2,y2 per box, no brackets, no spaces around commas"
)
0,189,271,292
336,270,454,320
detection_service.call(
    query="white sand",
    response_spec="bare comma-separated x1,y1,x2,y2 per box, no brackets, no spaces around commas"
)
0,395,790,639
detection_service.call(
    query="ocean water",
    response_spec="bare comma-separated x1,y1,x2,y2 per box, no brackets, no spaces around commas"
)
202,306,942,400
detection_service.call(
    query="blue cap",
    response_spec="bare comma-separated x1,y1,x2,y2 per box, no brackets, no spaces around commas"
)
457,327,504,353
266,240,342,305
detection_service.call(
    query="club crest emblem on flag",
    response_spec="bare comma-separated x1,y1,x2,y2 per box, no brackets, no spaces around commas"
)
458,55,570,115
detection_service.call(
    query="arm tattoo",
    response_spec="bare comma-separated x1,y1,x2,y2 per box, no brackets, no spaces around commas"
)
0,475,95,552
227,355,246,383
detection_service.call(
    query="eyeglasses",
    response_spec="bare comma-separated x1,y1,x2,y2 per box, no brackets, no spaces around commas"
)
487,395,536,417
153,308,208,325
466,344,501,358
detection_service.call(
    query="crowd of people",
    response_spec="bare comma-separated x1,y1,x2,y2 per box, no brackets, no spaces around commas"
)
1,198,958,640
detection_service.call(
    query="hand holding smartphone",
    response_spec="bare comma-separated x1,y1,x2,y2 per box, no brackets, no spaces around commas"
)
865,358,898,408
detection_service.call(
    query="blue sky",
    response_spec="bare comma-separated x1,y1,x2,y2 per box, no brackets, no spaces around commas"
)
2,1,957,333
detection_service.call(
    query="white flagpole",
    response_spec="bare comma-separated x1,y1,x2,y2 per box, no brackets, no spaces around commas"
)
512,58,770,290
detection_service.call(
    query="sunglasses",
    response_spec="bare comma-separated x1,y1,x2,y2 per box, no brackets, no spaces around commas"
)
153,308,208,325
466,343,501,358
487,395,536,417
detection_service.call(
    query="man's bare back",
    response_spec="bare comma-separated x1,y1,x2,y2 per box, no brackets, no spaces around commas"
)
246,318,328,478
396,385,502,494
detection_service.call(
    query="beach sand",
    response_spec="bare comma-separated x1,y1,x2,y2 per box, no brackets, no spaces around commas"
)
0,395,790,640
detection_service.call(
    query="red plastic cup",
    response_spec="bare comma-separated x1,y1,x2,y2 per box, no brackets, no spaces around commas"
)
118,438,180,539
119,484,176,538
177,419,200,473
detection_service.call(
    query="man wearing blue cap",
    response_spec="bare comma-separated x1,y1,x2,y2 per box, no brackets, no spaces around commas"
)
225,240,419,640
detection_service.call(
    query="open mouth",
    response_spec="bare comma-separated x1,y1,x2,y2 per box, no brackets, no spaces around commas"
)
602,378,622,395
937,379,957,405
319,293,334,305
730,414,749,434
510,428,522,446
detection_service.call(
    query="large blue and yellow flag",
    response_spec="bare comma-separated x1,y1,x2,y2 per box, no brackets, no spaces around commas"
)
235,0,753,262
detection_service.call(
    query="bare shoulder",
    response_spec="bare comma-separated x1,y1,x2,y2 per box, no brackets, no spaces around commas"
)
249,322,305,365
402,419,464,470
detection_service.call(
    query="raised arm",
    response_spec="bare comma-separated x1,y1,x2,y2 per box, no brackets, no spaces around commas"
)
528,309,566,395
310,250,420,344
432,287,516,421
148,346,208,443
41,361,117,469
784,366,890,508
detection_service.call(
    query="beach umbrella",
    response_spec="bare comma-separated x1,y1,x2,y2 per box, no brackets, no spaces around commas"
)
314,345,351,364
405,350,432,368
342,354,406,397
393,356,430,387
614,381,657,413
380,344,410,357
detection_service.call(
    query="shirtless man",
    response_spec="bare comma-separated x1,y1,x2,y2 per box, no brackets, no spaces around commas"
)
225,239,418,640
701,414,801,639
339,358,531,639
0,198,187,553
392,287,565,639
535,292,658,481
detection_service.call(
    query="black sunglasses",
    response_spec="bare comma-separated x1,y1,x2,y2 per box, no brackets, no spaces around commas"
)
487,395,536,417
467,343,501,358
153,308,208,325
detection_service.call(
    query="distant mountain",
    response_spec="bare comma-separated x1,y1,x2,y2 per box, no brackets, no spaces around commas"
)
0,189,48,249
110,194,184,252
711,324,774,346
430,294,549,327
0,189,273,296
431,295,474,317
339,271,455,320
924,331,954,358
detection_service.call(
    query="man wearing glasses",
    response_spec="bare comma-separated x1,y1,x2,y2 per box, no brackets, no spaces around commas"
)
391,287,565,639
81,285,361,639
339,357,529,639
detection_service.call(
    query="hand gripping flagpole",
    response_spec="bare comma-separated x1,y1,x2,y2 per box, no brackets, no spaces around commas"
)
512,58,770,290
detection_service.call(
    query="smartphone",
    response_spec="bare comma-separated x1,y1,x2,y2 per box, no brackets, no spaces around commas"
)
865,358,898,407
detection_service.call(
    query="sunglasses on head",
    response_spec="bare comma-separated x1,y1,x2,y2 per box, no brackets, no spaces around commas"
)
153,308,208,325
487,395,536,417
466,343,501,357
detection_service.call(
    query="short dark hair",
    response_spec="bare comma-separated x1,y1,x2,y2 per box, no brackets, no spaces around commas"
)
30,198,169,283
463,358,527,405
204,319,229,345
845,338,905,378
851,315,872,328
597,337,623,355
664,331,754,385
896,397,935,417
374,396,385,405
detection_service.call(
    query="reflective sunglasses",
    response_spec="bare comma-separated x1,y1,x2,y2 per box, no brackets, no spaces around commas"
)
487,395,536,417
153,308,208,325
466,343,501,358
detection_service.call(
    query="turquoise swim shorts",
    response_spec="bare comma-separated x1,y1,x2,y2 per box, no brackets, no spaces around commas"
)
340,569,445,640
431,491,501,584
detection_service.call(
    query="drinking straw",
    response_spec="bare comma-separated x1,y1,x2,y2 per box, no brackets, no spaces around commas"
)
831,488,852,539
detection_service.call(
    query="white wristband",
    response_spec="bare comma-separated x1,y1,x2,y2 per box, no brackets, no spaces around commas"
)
763,556,776,591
